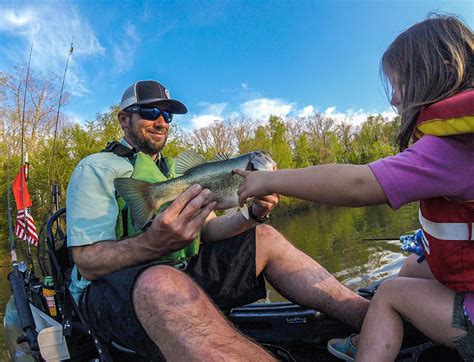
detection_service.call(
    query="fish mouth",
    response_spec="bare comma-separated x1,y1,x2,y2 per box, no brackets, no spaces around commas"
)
246,151,276,171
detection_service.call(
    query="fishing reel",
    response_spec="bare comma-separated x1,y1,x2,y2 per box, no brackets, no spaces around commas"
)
400,229,425,263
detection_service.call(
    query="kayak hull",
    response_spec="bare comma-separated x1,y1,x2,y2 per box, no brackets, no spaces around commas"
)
4,296,463,361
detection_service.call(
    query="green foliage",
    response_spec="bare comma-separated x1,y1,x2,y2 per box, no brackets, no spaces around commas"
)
163,125,193,158
351,115,399,164
294,134,313,168
268,116,293,169
0,69,402,245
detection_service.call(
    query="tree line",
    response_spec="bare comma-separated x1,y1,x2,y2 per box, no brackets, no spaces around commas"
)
0,68,400,245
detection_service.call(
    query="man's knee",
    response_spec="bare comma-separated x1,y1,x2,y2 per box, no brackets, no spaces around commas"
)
133,265,201,308
256,224,293,256
256,224,291,248
256,224,278,239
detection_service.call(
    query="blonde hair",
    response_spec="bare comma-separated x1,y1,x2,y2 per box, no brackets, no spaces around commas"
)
381,14,473,150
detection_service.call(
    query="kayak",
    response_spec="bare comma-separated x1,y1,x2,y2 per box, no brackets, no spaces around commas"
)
4,282,463,361
3,207,463,361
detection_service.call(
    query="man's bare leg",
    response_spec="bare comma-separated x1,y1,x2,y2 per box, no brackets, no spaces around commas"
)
133,265,275,361
255,225,369,329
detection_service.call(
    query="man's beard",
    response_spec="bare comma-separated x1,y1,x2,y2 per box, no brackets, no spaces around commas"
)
128,124,168,155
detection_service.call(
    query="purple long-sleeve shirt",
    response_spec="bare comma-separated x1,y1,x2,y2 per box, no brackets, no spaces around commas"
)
368,134,474,210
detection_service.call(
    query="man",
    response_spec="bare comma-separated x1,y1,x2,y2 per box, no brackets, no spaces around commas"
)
67,80,369,360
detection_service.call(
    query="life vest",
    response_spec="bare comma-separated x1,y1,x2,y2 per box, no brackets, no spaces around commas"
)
106,142,200,265
414,89,474,291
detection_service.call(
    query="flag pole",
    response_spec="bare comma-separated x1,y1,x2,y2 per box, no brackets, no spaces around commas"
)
20,43,33,269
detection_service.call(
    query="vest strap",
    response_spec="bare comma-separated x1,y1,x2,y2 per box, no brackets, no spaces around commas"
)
101,140,136,160
419,210,474,241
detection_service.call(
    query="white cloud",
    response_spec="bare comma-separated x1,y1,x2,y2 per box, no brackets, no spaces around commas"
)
322,106,398,126
241,98,293,121
64,110,88,124
112,23,141,73
200,102,227,115
182,97,397,132
190,102,227,129
380,107,398,121
191,114,224,128
0,3,104,96
126,23,140,40
2,9,33,27
324,106,337,116
297,105,314,117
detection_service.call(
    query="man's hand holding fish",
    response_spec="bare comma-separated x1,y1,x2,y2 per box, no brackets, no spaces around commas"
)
140,184,217,255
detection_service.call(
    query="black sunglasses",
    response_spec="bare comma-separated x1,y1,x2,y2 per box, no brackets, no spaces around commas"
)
126,105,173,123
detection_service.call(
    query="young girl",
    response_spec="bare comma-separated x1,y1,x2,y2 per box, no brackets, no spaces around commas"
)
234,14,473,361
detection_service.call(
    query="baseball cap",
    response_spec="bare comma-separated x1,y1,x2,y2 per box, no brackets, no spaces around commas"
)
119,80,188,114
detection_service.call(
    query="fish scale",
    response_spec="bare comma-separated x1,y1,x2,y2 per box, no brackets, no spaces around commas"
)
114,150,276,229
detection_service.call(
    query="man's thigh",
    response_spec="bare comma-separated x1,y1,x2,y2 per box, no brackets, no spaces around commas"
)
81,227,266,355
81,263,164,358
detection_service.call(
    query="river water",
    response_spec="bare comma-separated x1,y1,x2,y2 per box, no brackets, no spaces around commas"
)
0,202,419,358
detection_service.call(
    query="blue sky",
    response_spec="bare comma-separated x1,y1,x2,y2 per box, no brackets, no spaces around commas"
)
0,0,472,131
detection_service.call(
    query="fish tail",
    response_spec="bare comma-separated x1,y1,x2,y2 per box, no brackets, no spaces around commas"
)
114,178,158,230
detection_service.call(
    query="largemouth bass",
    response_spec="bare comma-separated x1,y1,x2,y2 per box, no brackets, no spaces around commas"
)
114,150,276,229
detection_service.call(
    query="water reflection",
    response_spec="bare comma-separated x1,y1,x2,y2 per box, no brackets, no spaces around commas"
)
267,202,418,300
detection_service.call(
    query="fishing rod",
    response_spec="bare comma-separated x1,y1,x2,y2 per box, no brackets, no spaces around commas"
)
3,122,16,265
35,41,74,278
48,40,74,215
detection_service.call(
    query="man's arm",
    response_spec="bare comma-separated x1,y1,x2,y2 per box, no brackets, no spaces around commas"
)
72,185,216,280
200,194,278,242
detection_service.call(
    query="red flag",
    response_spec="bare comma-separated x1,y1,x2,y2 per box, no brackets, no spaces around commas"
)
12,165,32,210
12,165,38,246
15,208,39,246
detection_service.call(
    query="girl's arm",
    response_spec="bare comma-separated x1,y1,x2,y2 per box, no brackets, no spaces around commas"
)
234,164,387,207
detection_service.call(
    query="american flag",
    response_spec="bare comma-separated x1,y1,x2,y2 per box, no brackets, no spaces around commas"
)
15,208,39,246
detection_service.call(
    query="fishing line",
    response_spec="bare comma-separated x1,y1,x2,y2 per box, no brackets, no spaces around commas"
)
48,40,74,215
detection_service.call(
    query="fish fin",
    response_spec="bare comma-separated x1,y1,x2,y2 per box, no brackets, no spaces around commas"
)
114,178,156,230
175,150,206,175
209,152,228,162
225,203,250,219
239,204,249,220
225,207,239,216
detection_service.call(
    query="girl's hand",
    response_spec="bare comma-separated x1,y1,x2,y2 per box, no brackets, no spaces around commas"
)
233,169,272,206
